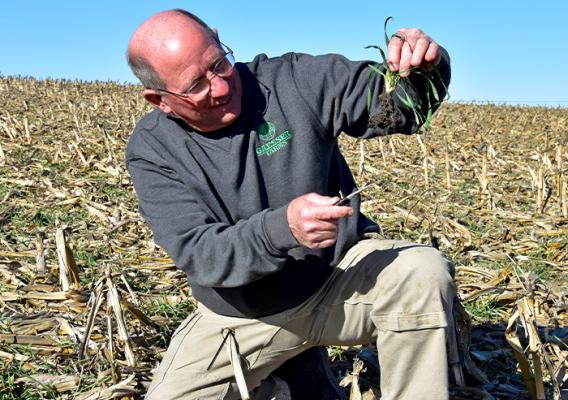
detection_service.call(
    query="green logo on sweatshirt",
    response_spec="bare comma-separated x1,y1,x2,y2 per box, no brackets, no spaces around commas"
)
258,122,276,141
255,122,293,157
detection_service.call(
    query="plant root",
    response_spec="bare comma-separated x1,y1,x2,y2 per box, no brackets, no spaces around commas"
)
368,91,403,134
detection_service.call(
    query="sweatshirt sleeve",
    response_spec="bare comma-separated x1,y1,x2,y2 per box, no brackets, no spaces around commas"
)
289,50,451,138
126,132,299,289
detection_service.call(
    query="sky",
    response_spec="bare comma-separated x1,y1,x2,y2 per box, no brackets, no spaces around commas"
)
1,1,567,107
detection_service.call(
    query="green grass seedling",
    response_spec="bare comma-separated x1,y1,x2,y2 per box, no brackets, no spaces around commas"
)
366,17,449,133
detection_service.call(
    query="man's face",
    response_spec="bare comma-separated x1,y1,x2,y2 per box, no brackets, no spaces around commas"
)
148,30,243,133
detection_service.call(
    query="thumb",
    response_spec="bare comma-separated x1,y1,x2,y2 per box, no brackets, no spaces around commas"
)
305,193,340,206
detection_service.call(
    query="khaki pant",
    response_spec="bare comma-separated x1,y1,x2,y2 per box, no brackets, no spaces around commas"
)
146,237,457,400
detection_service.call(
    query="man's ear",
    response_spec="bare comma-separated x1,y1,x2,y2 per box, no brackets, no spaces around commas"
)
143,89,172,114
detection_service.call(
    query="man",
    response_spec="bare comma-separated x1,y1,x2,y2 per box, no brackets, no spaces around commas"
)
126,8,454,400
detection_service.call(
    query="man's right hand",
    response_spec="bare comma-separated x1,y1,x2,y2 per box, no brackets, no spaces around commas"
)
287,193,354,249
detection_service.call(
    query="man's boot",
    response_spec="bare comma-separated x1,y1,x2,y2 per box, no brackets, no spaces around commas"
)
273,346,346,400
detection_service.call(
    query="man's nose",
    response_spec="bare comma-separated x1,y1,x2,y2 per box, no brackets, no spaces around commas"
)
209,75,230,98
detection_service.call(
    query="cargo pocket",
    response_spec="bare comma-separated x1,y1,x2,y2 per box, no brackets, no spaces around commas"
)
372,311,448,332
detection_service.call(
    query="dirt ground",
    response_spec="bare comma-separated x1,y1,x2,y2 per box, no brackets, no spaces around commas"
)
0,76,566,399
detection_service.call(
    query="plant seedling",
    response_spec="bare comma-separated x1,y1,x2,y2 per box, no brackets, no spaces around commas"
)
334,182,374,206
366,17,449,134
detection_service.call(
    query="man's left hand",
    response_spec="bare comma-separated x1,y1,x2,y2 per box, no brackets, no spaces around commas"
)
387,28,443,77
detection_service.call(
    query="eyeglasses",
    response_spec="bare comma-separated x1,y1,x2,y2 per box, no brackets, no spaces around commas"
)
155,43,235,101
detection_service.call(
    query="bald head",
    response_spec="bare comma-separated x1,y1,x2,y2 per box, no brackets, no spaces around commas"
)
127,9,218,89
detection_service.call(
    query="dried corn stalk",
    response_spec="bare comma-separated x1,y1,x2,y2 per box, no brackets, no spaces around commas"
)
107,272,136,367
55,228,80,291
505,290,563,400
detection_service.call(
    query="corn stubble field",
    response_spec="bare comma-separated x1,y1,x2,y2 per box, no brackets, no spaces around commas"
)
0,75,566,400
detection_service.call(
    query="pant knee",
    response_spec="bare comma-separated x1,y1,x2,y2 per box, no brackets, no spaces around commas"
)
396,245,454,295
372,244,456,327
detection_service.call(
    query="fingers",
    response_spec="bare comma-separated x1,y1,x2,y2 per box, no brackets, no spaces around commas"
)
287,193,354,249
399,42,413,77
387,34,404,71
411,36,431,67
304,192,340,206
424,41,441,65
309,204,353,220
304,193,352,219
387,28,441,77
295,197,353,224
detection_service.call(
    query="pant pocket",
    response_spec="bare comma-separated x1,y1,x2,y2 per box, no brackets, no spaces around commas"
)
372,311,448,332
263,317,312,356
171,310,200,339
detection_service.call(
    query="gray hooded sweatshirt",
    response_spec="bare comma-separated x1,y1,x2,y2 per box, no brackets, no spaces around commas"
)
126,52,450,317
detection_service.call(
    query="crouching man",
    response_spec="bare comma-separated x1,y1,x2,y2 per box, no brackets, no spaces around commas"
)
126,8,455,400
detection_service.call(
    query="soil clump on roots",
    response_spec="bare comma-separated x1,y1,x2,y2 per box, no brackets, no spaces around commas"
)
368,92,403,134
